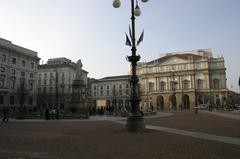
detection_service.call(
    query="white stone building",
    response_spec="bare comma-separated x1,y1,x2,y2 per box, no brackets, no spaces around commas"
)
90,75,131,110
137,49,228,111
0,38,40,111
37,58,88,111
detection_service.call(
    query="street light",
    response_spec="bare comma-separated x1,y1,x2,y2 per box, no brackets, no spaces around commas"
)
113,0,149,132
171,69,177,110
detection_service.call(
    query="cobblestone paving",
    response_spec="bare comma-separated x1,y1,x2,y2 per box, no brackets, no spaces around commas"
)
0,112,240,159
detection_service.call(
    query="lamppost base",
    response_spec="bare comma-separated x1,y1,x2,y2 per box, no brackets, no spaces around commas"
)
126,114,145,132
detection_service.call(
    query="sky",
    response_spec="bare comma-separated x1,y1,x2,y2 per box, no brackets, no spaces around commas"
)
0,0,240,92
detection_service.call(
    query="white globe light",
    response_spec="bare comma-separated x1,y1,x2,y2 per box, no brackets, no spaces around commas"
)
134,6,141,16
141,0,149,2
113,0,121,8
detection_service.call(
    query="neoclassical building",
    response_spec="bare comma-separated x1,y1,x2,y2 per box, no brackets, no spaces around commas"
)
137,49,228,111
90,75,131,110
0,38,40,111
37,58,88,111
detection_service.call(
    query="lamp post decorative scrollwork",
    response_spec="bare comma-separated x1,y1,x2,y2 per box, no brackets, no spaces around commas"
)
113,0,149,132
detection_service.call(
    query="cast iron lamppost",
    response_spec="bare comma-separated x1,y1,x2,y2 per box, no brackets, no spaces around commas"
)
113,0,149,132
171,69,177,110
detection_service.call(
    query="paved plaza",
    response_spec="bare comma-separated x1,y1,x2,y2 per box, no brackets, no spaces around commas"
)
0,111,240,159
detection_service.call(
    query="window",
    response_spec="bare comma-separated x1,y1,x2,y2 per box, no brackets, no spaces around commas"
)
49,79,53,85
11,69,16,75
160,81,166,91
38,88,41,93
30,62,34,69
119,84,122,89
183,64,187,70
38,74,42,79
29,81,33,91
1,55,6,62
196,63,201,69
44,79,47,85
30,73,33,78
148,82,154,92
44,73,47,79
22,60,26,67
50,73,53,78
21,71,25,77
0,77,5,87
197,79,203,90
0,95,4,104
94,85,96,90
183,80,190,90
10,79,15,89
100,91,103,96
0,67,5,72
12,58,16,64
38,79,41,85
94,92,96,97
213,79,220,89
107,90,109,96
10,96,14,105
119,90,122,96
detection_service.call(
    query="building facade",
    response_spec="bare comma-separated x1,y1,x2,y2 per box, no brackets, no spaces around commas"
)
37,58,88,111
137,49,228,111
90,75,131,112
0,38,40,111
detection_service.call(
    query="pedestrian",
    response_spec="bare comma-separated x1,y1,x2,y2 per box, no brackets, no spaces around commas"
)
45,107,50,120
2,107,9,122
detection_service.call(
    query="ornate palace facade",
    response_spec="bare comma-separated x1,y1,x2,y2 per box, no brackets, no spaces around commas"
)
137,49,227,111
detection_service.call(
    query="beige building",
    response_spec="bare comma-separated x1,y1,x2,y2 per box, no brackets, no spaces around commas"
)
137,49,228,111
0,38,40,111
90,75,131,110
37,58,88,111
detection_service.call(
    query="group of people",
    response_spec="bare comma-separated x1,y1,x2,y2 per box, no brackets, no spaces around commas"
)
45,107,59,120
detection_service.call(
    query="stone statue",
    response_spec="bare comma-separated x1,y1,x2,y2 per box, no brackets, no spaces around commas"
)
76,59,83,80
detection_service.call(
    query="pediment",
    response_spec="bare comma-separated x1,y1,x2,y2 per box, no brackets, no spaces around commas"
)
159,56,188,65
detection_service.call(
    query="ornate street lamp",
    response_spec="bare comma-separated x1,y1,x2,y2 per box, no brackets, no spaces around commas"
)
171,69,177,110
113,0,149,132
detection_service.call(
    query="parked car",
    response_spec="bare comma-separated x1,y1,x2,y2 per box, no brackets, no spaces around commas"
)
197,104,208,110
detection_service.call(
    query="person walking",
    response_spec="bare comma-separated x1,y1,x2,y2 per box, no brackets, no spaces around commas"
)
2,107,9,122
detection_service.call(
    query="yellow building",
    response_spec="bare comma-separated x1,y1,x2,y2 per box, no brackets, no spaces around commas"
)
137,49,227,111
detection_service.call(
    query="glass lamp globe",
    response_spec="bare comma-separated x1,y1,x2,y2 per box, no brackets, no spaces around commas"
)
134,5,141,16
141,0,149,2
113,0,121,8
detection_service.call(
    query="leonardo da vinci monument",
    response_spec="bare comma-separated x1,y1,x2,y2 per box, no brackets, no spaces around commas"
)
67,59,89,118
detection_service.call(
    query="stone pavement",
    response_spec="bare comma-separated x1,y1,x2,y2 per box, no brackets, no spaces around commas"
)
1,111,240,159
5,111,240,146
107,112,240,146
201,110,240,120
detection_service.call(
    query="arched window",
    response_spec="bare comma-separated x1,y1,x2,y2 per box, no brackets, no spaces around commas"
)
213,79,220,89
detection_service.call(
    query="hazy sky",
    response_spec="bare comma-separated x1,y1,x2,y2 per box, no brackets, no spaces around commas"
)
0,0,240,92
